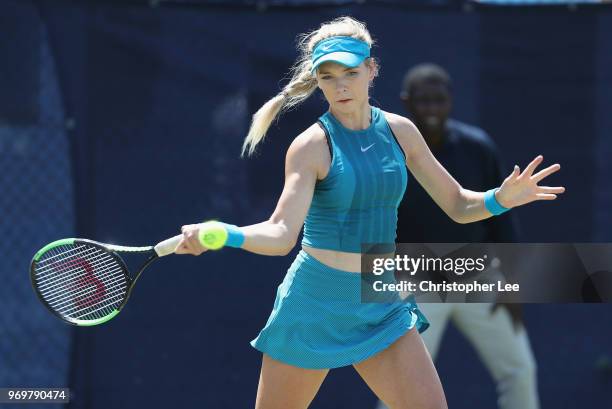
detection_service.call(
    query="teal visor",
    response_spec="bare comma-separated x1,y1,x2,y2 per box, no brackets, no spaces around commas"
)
311,36,370,73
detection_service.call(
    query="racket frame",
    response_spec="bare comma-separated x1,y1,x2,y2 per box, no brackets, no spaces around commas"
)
30,238,159,326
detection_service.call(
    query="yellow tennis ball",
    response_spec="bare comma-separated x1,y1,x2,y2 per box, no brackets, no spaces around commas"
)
198,221,228,250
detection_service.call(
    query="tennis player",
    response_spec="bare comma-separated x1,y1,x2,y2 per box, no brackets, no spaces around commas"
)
175,17,564,409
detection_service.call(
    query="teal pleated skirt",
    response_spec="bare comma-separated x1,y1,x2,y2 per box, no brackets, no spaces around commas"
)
250,249,429,369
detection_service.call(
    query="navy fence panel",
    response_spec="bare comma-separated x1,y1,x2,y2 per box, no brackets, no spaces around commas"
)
0,2,73,408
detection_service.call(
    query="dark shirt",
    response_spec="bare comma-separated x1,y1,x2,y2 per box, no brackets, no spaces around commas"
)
397,119,519,243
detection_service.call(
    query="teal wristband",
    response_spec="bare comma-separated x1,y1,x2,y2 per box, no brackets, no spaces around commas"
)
484,188,509,216
223,223,245,248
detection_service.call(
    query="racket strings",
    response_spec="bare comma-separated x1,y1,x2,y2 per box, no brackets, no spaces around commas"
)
33,243,129,322
44,277,126,315
36,246,117,294
37,250,122,297
60,287,128,318
37,248,117,289
36,245,106,275
38,249,126,320
46,269,124,310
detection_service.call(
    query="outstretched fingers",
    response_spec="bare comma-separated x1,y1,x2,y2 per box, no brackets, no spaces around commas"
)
532,163,561,183
535,185,566,201
538,186,566,194
535,193,558,200
502,156,564,205
523,155,544,178
506,165,521,182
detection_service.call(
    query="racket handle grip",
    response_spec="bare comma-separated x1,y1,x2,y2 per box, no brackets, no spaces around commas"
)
154,234,183,257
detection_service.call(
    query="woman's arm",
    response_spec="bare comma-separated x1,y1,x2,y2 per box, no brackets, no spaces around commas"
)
386,112,565,224
239,130,321,255
176,125,328,256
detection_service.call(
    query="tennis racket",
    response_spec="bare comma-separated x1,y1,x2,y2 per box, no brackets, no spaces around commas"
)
30,234,184,326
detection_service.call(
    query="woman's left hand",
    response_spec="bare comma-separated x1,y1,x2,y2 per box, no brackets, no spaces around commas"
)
495,155,565,209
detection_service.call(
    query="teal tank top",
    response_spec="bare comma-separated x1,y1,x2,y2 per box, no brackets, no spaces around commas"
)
302,106,408,253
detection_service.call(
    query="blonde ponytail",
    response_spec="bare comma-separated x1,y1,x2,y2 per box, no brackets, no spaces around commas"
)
241,16,374,157
241,94,285,157
241,60,318,157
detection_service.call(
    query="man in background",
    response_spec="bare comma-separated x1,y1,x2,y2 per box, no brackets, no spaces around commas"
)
376,63,540,409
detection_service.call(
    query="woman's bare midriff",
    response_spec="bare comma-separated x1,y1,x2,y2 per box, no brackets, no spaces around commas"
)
302,245,394,273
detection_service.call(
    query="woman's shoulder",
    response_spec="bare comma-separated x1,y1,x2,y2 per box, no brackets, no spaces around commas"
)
285,123,330,170
381,110,415,130
289,123,328,154
379,110,423,160
381,110,419,140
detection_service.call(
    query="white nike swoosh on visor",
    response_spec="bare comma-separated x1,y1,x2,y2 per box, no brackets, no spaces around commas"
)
361,143,375,152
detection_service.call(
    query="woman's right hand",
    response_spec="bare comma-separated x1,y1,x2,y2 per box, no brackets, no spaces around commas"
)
174,224,210,256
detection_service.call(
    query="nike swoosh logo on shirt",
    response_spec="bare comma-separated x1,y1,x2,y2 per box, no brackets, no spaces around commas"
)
361,143,375,152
